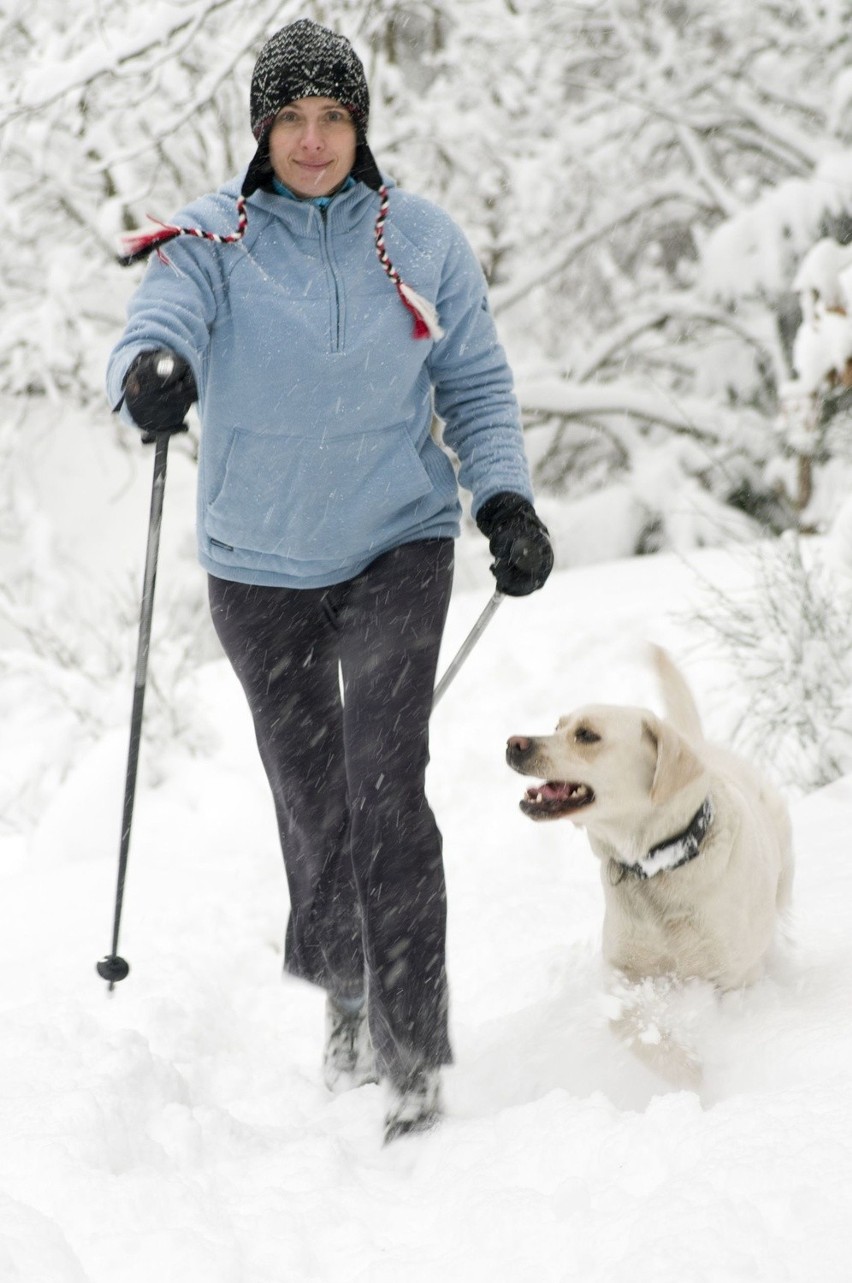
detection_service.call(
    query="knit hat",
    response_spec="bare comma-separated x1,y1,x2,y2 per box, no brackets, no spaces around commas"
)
118,19,443,341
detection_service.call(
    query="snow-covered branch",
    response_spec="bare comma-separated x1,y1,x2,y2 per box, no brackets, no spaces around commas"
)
517,377,749,446
490,184,714,316
675,124,741,219
572,293,786,389
3,0,236,125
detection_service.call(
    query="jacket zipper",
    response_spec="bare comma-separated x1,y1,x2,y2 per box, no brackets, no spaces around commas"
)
319,204,342,353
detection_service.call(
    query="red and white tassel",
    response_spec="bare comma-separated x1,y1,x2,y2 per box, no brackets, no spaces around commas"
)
399,283,444,341
374,185,444,341
117,219,183,266
117,197,250,267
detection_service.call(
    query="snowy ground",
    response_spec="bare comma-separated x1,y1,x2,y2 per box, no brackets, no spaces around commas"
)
2,521,852,1281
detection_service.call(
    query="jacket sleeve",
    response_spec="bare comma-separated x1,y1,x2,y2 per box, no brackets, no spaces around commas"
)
105,210,228,426
426,224,534,516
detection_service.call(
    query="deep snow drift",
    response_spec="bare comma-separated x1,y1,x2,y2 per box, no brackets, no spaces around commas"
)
1,539,852,1283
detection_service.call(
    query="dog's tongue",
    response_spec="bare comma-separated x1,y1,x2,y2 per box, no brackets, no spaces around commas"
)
528,781,575,802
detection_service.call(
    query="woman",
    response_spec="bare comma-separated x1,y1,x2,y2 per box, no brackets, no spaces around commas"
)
107,18,553,1143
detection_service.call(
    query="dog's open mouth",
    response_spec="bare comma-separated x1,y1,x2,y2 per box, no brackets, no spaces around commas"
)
520,780,595,819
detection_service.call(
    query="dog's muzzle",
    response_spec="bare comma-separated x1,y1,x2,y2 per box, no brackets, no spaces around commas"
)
506,736,596,820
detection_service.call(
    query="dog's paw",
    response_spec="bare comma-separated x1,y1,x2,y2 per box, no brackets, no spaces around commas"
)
603,974,709,1090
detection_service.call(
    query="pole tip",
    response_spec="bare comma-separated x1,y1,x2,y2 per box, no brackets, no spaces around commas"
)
96,955,130,984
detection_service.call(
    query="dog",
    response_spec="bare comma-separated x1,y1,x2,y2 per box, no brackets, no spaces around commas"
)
506,646,794,1086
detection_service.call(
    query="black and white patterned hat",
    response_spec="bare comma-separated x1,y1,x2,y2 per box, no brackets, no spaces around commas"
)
245,19,382,196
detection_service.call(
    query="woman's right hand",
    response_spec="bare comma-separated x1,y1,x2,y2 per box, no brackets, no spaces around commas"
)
122,349,197,438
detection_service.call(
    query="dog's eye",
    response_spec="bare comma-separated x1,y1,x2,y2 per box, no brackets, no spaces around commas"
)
574,726,601,744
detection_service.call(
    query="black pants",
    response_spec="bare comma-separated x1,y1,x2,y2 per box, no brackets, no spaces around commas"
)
208,539,455,1085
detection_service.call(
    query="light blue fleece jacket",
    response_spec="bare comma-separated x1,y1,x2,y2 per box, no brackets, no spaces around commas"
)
106,172,534,588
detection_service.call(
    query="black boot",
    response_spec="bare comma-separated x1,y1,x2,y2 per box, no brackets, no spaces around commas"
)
322,995,377,1093
383,1067,442,1143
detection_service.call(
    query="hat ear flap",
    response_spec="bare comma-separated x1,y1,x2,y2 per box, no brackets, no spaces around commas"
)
242,132,275,198
351,139,383,191
642,714,704,806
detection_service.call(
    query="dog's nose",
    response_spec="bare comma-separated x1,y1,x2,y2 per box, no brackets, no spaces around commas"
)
506,735,532,764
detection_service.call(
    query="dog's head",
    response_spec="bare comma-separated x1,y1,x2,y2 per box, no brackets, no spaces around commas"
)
506,704,705,830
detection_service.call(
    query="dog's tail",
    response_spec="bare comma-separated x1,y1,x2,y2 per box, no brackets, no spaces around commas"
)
649,645,704,744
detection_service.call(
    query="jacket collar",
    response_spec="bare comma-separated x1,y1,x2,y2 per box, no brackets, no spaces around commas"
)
233,169,391,236
271,175,356,208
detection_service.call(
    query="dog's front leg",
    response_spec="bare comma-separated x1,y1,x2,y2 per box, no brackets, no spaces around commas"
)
602,972,705,1091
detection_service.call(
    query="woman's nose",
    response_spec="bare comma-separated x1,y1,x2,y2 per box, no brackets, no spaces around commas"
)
299,122,324,150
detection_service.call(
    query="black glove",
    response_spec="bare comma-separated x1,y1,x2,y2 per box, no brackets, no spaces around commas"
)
121,349,196,439
475,492,554,596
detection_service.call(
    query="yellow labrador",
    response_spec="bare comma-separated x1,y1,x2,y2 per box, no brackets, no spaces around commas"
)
506,646,794,1086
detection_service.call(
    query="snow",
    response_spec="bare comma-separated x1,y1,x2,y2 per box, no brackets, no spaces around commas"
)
787,238,852,393
2,526,852,1282
793,238,852,315
700,149,852,302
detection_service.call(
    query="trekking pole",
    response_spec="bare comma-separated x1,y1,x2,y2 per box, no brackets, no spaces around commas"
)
97,417,185,991
433,589,504,709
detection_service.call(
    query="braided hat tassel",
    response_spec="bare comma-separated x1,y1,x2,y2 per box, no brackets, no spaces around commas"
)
118,197,249,267
374,185,444,341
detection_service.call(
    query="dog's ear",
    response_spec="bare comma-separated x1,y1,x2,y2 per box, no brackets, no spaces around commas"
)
642,714,705,806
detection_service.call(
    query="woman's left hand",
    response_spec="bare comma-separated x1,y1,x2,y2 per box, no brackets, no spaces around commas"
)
475,492,554,596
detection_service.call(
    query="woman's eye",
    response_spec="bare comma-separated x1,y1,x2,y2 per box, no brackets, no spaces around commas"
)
575,727,600,744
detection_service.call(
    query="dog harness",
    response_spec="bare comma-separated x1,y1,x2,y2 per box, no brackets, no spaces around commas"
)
620,797,715,880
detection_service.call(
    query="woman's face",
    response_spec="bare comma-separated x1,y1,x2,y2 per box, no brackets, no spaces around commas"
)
267,97,357,198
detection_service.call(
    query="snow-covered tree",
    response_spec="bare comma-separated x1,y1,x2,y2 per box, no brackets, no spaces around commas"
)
773,236,852,522
2,0,852,574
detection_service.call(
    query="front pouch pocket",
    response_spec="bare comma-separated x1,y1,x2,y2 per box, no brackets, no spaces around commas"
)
205,426,434,563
